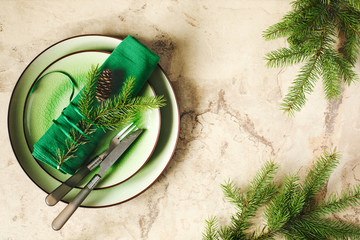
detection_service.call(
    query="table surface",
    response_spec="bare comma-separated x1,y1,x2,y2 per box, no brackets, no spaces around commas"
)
1,0,360,239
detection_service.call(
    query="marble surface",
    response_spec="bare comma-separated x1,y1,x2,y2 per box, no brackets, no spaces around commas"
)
1,0,360,239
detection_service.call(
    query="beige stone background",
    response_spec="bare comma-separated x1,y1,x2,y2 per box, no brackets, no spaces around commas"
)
1,0,360,239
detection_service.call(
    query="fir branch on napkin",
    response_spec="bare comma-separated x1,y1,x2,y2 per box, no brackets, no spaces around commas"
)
54,66,165,169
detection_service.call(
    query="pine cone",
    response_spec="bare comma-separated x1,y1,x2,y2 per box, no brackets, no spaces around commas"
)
96,69,113,102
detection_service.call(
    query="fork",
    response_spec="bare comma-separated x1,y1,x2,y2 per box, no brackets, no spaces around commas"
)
45,123,136,206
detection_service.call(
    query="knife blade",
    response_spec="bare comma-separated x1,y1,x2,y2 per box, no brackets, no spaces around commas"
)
52,129,143,231
97,128,142,177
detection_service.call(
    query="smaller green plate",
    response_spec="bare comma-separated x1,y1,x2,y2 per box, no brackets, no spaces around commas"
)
23,51,161,188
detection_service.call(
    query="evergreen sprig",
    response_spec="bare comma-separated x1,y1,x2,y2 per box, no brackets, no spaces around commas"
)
54,119,97,168
91,76,165,130
208,161,278,240
203,150,360,240
54,66,165,167
264,0,360,115
77,64,100,119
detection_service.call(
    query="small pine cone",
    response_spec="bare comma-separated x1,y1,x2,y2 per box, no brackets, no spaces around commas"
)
96,69,113,102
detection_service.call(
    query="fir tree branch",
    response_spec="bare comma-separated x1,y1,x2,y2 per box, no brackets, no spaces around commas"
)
247,161,279,197
318,217,360,239
283,216,329,239
320,52,342,100
343,29,360,65
280,24,327,114
264,0,360,114
54,120,96,168
288,216,360,239
219,226,242,240
265,175,303,231
93,93,165,130
254,230,277,240
343,0,360,11
119,76,135,104
263,2,319,40
265,47,311,68
203,217,219,240
302,150,340,206
331,49,358,85
203,149,360,240
280,55,321,114
221,180,247,210
91,76,166,125
335,9,360,64
291,0,320,10
77,65,100,119
287,4,329,46
222,161,278,239
90,76,135,122
309,184,360,216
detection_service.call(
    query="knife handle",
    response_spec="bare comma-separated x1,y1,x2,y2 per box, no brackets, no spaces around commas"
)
45,156,102,206
51,174,101,231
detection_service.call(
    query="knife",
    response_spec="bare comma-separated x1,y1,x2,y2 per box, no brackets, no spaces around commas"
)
52,129,143,231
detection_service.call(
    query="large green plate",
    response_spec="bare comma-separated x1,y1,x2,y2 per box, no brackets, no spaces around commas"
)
8,35,179,207
24,50,161,188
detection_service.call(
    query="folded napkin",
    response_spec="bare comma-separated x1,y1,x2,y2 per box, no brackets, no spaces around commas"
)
32,36,160,175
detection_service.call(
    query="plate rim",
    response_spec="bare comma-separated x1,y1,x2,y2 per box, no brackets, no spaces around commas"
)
23,49,162,189
8,34,180,208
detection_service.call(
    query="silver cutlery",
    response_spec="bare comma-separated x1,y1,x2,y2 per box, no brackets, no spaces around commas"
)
51,128,143,230
45,123,136,206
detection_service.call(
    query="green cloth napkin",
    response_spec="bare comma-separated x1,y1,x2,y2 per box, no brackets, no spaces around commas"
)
32,35,160,175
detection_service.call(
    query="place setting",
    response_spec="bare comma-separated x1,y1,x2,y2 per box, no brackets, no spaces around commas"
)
8,35,180,230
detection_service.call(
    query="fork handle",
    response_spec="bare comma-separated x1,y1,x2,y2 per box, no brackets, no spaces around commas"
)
52,174,101,231
45,156,102,206
45,166,90,206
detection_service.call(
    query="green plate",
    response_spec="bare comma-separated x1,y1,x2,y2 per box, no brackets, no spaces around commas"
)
24,50,161,188
8,35,179,207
